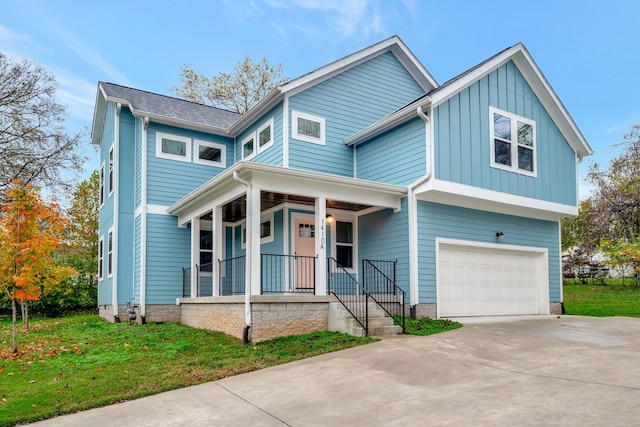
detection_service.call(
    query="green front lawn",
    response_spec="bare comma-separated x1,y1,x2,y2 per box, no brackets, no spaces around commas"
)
0,315,375,426
563,281,640,317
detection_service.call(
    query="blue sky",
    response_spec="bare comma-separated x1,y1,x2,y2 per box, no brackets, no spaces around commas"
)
2,0,639,197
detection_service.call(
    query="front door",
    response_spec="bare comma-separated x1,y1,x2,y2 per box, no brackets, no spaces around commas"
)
294,216,315,290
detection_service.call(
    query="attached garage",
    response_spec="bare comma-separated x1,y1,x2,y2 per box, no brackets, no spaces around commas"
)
437,239,549,317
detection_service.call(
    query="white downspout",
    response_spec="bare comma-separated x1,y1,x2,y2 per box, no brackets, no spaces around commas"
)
140,117,149,322
112,103,121,320
408,105,433,308
232,171,252,342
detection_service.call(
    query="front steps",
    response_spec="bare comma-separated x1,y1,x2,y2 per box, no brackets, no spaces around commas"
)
328,302,403,337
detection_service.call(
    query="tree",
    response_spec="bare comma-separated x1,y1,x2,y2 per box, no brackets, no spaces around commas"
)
64,170,99,279
169,56,287,113
0,181,75,353
0,53,85,202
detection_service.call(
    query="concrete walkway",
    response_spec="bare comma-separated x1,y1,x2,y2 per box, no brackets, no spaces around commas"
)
31,316,640,426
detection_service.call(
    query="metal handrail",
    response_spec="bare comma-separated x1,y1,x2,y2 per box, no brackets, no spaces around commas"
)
327,257,370,335
363,259,405,333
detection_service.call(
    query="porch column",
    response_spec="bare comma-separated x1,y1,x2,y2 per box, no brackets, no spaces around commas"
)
213,204,223,296
190,216,200,298
315,197,327,295
247,184,262,296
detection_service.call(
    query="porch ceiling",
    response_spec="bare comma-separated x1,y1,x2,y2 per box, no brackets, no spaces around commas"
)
204,191,373,223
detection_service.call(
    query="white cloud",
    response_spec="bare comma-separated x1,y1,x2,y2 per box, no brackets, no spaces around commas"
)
292,0,370,36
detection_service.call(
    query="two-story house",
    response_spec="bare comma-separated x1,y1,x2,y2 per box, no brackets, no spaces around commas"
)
92,36,592,341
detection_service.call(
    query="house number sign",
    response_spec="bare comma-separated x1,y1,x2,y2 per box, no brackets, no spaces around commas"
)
320,221,325,250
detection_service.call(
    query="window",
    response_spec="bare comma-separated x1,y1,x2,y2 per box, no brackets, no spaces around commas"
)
155,132,191,162
99,163,105,207
241,214,274,248
489,107,536,176
200,229,213,266
107,228,114,277
194,140,226,167
257,118,274,152
335,221,353,269
292,110,325,145
98,236,104,280
242,135,255,160
108,145,114,196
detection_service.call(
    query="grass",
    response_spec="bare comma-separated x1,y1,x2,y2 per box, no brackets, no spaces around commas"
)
0,315,376,426
400,316,463,336
563,280,640,317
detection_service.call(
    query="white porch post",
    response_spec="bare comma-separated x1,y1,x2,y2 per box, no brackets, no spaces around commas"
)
315,197,327,295
190,216,200,298
213,205,223,296
248,185,261,296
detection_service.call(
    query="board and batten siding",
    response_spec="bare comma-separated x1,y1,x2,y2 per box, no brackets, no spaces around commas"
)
434,60,577,205
145,214,190,304
146,123,234,206
358,198,410,295
417,201,561,304
235,103,283,166
288,51,425,177
356,118,426,185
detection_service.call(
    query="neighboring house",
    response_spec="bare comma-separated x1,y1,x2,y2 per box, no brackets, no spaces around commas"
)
92,36,592,341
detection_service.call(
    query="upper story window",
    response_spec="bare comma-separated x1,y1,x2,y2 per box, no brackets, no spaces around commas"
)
98,236,104,281
99,162,105,208
108,145,114,196
194,140,226,168
489,107,536,177
257,118,274,152
242,135,255,160
156,132,191,162
292,110,325,145
107,228,114,278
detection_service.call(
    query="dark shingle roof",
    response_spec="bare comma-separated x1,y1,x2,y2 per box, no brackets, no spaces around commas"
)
99,82,242,130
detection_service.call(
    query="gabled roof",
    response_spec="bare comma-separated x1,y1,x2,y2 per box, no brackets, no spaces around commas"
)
91,82,242,145
346,43,593,160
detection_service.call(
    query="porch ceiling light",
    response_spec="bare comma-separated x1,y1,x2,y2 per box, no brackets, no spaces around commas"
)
496,231,505,241
326,214,333,222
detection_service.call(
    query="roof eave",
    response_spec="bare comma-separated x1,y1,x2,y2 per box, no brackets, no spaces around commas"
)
227,88,284,135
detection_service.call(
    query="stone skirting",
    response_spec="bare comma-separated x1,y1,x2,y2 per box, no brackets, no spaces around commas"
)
179,295,334,342
99,304,181,324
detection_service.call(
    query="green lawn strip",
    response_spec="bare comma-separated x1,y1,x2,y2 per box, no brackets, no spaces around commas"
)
0,315,375,426
563,283,640,317
399,316,463,336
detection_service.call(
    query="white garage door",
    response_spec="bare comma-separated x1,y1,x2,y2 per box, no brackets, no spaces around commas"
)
438,242,548,317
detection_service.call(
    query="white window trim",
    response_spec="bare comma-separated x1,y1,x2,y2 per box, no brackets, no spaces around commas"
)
155,132,191,162
292,110,325,145
99,162,105,208
98,236,104,281
257,118,275,153
241,133,256,160
331,215,357,273
241,212,275,249
108,144,114,197
194,139,226,168
489,106,537,177
107,227,114,278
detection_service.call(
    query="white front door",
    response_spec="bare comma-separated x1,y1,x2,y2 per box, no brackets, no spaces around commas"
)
294,216,315,290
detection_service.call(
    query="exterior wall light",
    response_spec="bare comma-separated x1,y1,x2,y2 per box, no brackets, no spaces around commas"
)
496,231,505,241
325,214,333,223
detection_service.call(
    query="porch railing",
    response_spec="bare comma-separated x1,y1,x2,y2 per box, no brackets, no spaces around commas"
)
219,256,246,296
363,259,405,333
261,253,316,294
327,257,370,335
182,267,191,297
197,263,214,297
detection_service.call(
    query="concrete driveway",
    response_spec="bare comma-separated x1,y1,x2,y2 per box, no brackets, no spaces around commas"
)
32,316,640,426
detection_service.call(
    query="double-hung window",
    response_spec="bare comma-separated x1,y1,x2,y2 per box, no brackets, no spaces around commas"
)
156,132,191,162
292,110,325,145
98,236,104,281
335,220,354,269
241,214,274,248
108,146,114,196
99,163,105,207
490,107,536,176
107,228,114,277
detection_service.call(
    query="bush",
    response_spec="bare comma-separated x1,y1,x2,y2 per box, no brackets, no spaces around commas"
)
29,276,97,317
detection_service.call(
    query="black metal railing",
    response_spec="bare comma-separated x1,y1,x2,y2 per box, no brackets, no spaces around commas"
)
218,256,246,296
197,263,214,297
182,267,191,297
363,259,405,333
327,257,370,335
261,253,317,294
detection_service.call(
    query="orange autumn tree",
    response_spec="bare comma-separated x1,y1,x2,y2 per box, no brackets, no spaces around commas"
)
0,181,75,353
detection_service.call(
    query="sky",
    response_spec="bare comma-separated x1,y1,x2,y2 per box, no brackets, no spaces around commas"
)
2,0,639,198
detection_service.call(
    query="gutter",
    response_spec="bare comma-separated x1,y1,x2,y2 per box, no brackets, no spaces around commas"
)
232,171,252,343
408,105,433,308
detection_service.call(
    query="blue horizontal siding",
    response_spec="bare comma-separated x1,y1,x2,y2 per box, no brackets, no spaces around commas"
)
145,214,190,304
235,103,283,166
289,51,425,177
434,60,577,205
356,118,426,185
135,118,143,209
417,201,561,304
147,123,234,206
